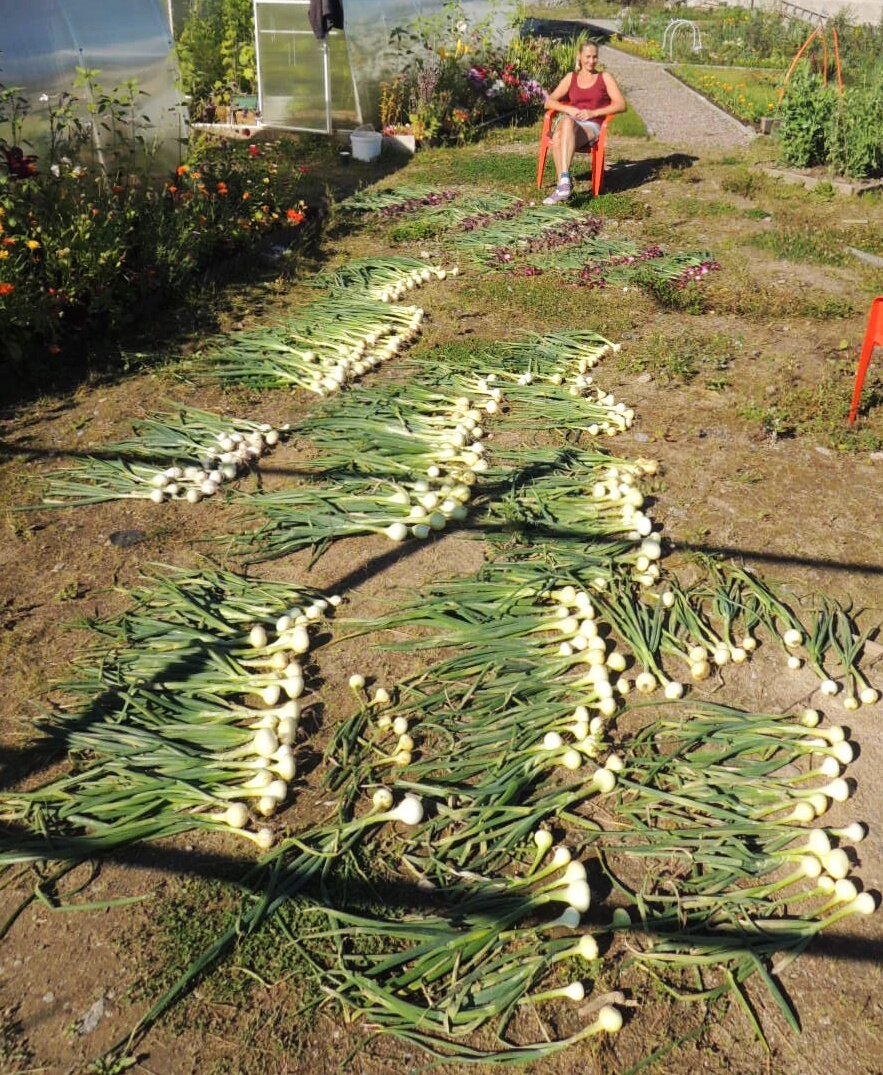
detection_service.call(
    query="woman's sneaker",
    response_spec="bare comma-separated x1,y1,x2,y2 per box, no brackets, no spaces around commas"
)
543,179,571,205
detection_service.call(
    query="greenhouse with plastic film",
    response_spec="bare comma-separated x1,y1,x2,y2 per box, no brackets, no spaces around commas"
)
246,0,489,134
1,0,503,151
0,0,185,170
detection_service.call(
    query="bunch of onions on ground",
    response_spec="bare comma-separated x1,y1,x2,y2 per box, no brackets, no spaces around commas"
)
236,381,503,559
448,204,602,261
194,295,424,397
41,407,289,507
310,255,459,302
0,568,340,855
341,185,459,216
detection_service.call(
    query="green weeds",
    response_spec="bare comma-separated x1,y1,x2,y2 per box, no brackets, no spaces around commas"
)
752,226,850,266
617,330,739,385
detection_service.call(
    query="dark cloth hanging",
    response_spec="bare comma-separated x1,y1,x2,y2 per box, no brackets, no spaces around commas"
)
309,0,344,39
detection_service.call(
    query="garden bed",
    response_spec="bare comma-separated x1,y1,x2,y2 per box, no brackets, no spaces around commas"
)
1,122,882,1075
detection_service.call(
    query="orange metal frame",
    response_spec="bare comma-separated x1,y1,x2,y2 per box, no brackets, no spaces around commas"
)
778,24,843,104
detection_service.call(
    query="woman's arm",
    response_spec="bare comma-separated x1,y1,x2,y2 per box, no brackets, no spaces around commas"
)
543,74,577,116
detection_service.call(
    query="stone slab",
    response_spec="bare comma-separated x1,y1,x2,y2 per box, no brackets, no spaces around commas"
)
760,165,883,196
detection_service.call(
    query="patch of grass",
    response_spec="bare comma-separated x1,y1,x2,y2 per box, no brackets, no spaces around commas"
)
388,218,447,243
751,226,849,266
590,192,652,220
0,1006,33,1073
670,195,739,218
658,162,703,183
610,107,649,139
409,147,537,191
618,329,739,384
743,207,772,220
121,875,327,1062
703,268,853,321
792,294,854,319
721,168,769,198
635,273,707,313
741,371,883,450
458,271,648,338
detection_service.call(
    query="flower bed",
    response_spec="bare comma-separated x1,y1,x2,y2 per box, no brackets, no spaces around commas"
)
0,125,310,368
671,64,782,125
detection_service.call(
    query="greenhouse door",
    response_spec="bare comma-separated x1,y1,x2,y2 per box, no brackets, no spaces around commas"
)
254,0,333,132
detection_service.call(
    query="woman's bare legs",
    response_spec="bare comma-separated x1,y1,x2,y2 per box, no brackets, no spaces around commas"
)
551,117,578,180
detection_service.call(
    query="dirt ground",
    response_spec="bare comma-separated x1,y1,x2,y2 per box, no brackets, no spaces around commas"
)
1,132,882,1075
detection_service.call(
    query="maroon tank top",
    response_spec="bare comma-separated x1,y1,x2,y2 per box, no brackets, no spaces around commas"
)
566,72,612,110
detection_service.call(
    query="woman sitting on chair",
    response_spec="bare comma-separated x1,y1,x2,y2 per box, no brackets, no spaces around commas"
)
542,42,626,204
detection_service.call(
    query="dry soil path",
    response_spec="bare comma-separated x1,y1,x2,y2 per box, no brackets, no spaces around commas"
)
599,43,757,154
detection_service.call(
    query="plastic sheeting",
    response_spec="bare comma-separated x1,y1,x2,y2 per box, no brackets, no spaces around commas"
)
0,0,185,170
253,0,505,133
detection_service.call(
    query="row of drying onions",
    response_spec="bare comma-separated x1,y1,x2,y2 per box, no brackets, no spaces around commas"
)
203,594,341,846
380,391,495,542
307,305,426,397
147,425,286,504
374,264,459,303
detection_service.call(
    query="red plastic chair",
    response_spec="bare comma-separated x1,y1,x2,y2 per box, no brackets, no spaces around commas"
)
536,112,613,198
848,296,883,424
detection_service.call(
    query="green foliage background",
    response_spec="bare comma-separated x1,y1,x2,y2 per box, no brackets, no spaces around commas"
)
175,0,257,105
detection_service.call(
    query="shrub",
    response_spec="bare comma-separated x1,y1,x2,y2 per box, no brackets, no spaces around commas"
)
0,87,310,370
827,74,883,179
778,64,835,168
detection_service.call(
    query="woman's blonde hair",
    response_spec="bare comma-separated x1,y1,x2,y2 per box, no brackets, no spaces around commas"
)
573,42,600,72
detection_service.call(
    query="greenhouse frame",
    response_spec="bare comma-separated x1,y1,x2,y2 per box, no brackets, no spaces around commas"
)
251,0,506,133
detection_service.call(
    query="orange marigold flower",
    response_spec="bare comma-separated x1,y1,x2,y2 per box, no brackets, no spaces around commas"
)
0,283,15,296
92,208,100,217
25,239,41,250
176,165,189,175
285,209,305,224
0,251,8,261
167,185,178,195
2,237,16,247
242,192,251,201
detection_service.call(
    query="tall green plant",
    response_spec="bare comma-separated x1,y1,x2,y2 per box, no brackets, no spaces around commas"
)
827,74,883,179
175,0,256,105
778,63,834,168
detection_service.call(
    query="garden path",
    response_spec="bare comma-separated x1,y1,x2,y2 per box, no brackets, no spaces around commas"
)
600,44,757,153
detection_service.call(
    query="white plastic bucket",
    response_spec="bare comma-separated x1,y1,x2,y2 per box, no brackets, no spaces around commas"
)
350,126,382,162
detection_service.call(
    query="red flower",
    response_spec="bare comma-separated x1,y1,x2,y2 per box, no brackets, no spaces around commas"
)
0,282,15,296
285,208,304,224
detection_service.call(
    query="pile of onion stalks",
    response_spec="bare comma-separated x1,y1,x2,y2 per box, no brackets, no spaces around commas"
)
323,554,874,1049
522,239,718,290
192,295,424,396
309,255,458,302
235,382,497,560
449,204,602,259
0,567,339,858
387,191,524,233
614,561,882,709
592,700,871,1031
340,185,459,216
40,406,288,508
411,356,634,437
407,329,625,414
